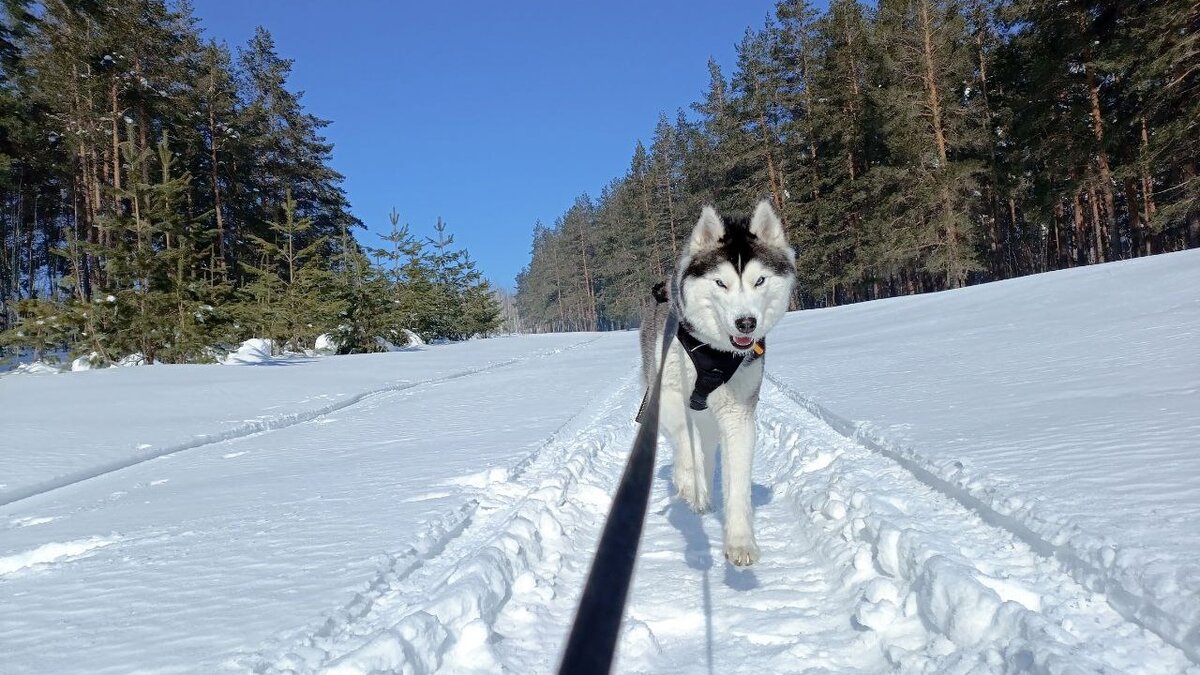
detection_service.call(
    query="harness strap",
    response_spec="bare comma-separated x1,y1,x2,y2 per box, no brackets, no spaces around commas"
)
676,323,765,411
634,327,765,421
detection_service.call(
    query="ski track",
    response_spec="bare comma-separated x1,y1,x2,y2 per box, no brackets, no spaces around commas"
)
234,374,641,674
240,378,1195,674
0,337,600,510
767,372,1200,666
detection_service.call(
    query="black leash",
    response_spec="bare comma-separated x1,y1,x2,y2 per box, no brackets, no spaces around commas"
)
557,308,679,675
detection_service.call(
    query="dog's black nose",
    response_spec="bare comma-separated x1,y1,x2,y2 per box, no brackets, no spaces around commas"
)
735,316,757,334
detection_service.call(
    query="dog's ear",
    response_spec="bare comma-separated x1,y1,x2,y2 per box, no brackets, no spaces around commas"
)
688,206,724,253
749,200,786,248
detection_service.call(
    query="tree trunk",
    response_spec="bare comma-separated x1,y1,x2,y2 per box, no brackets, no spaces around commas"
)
1052,201,1063,271
973,9,1003,278
1139,117,1156,256
918,0,949,167
917,0,963,288
576,221,597,331
1188,163,1200,248
110,77,122,198
656,159,678,259
1124,177,1143,256
757,100,786,221
1072,192,1086,266
1088,187,1104,264
25,195,37,298
210,93,225,269
800,33,820,202
1083,38,1118,261
550,243,566,331
841,8,861,181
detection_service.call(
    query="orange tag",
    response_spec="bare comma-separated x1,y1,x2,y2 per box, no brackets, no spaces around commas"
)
752,342,765,356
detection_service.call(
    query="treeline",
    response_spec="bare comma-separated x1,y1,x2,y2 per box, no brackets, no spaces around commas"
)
516,0,1199,332
0,0,498,364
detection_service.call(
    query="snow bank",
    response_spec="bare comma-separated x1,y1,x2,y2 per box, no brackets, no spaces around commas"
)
0,536,118,576
221,338,276,364
313,334,339,355
7,361,62,375
70,353,99,371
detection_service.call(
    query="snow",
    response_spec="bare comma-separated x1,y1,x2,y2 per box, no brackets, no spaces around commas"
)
1,251,1198,673
0,536,118,576
768,247,1200,661
70,353,98,372
221,337,276,364
313,333,340,355
1,334,595,507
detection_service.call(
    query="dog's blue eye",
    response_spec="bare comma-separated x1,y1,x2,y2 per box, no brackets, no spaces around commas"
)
755,276,766,287
715,279,727,289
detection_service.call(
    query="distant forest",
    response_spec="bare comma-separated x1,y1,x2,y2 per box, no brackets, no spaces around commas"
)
0,1,499,365
515,0,1199,332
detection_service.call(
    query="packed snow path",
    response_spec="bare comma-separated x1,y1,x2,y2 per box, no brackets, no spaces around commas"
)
235,379,1191,674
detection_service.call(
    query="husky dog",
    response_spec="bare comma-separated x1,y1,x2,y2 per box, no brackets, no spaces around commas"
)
639,200,795,566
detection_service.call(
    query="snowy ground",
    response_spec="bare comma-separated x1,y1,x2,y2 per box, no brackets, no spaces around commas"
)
767,248,1200,664
1,250,1197,673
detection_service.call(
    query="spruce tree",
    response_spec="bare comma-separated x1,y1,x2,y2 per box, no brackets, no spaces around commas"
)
238,189,339,352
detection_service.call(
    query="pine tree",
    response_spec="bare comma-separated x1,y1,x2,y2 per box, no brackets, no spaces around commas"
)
363,208,435,347
873,0,988,288
730,23,789,216
235,27,360,269
1,2,502,365
422,218,500,340
1130,0,1200,248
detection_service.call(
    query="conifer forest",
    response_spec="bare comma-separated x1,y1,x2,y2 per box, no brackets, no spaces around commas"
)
515,0,1199,332
0,0,500,365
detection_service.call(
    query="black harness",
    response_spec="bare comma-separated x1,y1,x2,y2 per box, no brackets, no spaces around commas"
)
636,322,765,422
676,322,764,410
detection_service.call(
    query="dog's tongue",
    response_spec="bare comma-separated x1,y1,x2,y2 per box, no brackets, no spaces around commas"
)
732,335,754,348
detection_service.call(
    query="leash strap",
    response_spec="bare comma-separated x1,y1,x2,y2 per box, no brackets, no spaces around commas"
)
557,307,679,675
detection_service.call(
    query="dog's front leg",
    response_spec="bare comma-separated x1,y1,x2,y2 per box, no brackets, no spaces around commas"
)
718,403,759,566
661,391,712,513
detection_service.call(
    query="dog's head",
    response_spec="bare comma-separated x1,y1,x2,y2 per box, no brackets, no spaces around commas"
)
675,200,796,352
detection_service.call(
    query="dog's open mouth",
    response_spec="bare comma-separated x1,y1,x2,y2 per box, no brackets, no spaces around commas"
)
730,335,754,349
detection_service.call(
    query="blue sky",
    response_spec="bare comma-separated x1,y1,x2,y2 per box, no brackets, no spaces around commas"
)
193,1,785,289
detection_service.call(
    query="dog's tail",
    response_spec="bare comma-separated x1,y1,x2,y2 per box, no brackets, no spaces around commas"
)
650,280,669,304
639,280,672,395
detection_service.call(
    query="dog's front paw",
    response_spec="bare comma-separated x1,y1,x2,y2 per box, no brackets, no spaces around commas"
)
724,538,760,566
673,468,711,514
685,490,711,514
674,476,711,514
